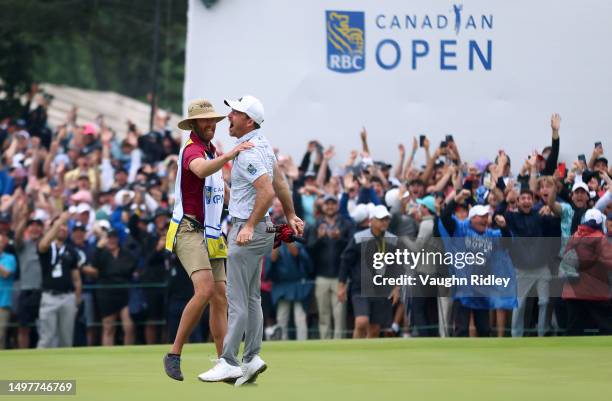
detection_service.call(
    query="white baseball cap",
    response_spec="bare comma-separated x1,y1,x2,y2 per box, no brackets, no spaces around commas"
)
572,181,589,193
468,204,490,220
384,188,401,214
370,205,391,220
224,95,264,126
584,208,604,225
75,203,92,214
349,203,370,224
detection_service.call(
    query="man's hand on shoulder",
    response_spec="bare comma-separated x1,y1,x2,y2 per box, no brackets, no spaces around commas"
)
227,141,255,161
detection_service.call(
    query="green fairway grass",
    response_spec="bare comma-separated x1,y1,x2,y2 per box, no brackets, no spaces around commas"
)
2,337,612,401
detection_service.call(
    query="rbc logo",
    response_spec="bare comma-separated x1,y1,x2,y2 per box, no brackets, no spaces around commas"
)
326,11,365,73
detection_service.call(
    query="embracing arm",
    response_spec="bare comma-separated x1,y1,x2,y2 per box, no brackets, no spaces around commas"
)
189,141,253,179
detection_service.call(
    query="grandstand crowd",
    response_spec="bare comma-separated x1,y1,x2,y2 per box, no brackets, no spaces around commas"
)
0,89,611,349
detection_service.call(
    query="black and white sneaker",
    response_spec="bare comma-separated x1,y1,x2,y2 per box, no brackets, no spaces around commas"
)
164,354,184,381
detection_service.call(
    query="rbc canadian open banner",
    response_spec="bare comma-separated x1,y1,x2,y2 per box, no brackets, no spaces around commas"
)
184,0,611,164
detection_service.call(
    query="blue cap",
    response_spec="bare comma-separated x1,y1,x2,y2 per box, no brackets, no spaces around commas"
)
416,195,436,214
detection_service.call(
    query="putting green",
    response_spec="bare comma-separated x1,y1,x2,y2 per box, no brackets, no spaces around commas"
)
2,337,611,401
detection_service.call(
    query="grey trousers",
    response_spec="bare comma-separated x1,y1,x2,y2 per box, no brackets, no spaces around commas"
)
437,296,454,338
276,300,308,340
511,266,551,337
221,219,274,366
37,292,77,348
315,276,346,339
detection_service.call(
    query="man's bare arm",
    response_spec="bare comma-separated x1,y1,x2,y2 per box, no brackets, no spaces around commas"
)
247,174,275,229
273,162,296,218
272,163,304,236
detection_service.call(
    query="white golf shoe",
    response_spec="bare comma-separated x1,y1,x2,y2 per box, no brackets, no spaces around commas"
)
234,355,267,387
198,358,243,383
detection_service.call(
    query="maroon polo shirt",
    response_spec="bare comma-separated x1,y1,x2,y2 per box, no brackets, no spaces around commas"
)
181,132,216,225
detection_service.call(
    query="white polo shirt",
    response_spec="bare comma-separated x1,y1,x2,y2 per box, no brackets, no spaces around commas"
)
228,129,276,219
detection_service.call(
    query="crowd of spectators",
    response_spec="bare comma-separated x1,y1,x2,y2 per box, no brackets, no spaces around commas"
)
1,89,611,349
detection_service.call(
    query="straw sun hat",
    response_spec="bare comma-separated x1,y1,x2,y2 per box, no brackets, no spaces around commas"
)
177,99,226,130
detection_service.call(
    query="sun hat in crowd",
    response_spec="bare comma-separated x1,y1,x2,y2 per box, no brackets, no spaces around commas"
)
178,99,226,130
370,205,391,220
224,95,264,126
416,195,436,214
468,204,490,220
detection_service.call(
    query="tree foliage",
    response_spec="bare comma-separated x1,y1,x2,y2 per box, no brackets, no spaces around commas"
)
0,0,190,117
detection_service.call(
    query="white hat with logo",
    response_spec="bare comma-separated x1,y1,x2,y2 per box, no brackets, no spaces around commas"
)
468,204,490,220
370,205,391,220
349,203,369,224
224,95,264,126
584,208,604,225
572,181,589,193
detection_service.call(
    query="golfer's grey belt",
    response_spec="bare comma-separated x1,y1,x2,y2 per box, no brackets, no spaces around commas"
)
230,216,272,225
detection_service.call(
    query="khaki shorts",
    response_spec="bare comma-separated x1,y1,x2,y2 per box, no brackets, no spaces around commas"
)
175,217,226,282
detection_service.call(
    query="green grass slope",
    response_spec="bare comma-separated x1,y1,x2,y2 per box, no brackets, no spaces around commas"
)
2,337,611,401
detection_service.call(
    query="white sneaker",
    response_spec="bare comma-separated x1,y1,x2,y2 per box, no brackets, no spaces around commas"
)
234,355,267,387
198,358,243,382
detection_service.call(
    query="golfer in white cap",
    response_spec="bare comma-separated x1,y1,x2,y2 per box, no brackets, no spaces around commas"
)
199,95,304,386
